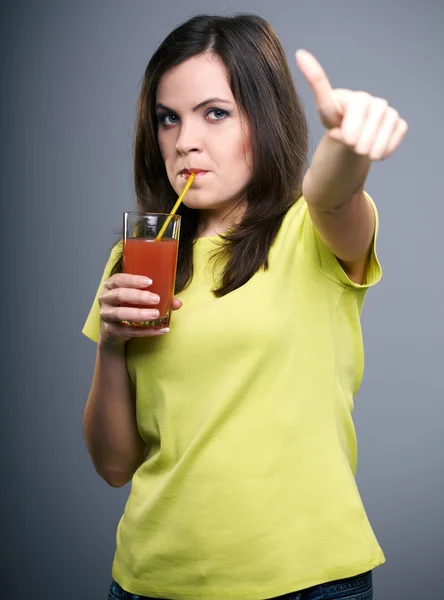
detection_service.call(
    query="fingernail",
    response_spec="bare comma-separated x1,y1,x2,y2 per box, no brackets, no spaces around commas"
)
162,328,170,333
140,277,152,286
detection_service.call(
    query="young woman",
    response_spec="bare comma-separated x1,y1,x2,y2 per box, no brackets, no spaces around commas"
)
82,13,407,600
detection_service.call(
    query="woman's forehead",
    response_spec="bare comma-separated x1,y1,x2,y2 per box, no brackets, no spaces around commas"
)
156,54,234,105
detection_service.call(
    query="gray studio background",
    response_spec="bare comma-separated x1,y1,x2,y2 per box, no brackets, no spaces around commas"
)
2,0,443,598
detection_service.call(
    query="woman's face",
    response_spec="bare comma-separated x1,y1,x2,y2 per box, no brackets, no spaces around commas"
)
156,53,253,228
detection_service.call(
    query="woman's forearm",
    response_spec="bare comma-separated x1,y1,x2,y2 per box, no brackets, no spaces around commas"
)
303,133,371,211
83,343,146,487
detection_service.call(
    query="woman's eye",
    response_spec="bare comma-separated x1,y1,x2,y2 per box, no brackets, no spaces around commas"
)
161,113,179,126
207,108,229,121
157,109,229,127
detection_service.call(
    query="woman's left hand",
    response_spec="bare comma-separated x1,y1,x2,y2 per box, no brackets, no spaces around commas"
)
295,49,408,161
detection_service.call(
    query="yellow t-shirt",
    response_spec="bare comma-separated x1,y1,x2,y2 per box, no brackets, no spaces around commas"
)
82,193,385,599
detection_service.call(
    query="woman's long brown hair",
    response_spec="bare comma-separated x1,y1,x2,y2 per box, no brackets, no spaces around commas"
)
111,13,309,297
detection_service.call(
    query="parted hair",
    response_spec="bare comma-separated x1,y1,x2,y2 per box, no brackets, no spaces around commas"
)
111,13,309,296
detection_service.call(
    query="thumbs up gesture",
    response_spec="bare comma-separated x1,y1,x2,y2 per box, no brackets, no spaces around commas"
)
295,50,407,161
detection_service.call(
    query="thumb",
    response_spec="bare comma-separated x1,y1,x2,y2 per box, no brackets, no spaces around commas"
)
327,127,343,142
296,50,342,129
171,297,183,311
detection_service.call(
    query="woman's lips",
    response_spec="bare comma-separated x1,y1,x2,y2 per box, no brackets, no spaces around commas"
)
180,171,208,180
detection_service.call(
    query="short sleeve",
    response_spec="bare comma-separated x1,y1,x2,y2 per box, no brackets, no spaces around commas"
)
299,191,382,289
82,241,123,343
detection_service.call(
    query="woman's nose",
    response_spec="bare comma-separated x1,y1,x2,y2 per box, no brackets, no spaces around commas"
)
175,142,200,155
174,123,202,155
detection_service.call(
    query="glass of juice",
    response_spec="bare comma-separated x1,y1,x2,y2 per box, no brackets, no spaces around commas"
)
122,212,181,328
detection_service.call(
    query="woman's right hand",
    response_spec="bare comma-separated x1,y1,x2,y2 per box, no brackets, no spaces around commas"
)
97,274,182,348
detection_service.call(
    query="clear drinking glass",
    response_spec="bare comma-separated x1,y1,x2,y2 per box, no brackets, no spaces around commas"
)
122,212,181,328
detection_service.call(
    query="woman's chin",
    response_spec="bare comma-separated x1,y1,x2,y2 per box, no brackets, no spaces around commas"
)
181,194,215,210
182,199,207,210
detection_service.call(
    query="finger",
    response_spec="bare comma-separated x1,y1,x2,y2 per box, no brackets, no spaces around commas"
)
383,118,408,158
171,297,183,311
128,327,170,336
295,49,342,126
354,98,389,155
101,306,161,324
324,91,354,142
334,88,354,107
119,324,170,336
99,287,160,308
102,320,169,339
368,108,400,161
103,273,153,291
340,92,372,147
327,127,344,143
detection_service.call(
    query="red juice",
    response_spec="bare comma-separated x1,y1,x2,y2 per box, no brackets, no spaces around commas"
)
123,238,179,326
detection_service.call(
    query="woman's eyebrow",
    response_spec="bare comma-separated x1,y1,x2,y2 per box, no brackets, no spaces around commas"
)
155,97,234,112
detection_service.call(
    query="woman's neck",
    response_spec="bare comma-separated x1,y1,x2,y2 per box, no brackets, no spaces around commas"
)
197,201,247,238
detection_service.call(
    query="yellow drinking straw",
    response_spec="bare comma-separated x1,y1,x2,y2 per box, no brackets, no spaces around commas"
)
155,173,196,240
